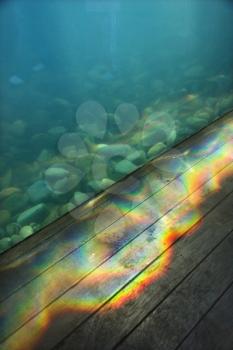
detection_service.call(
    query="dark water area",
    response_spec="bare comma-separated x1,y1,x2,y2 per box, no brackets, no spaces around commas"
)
0,0,233,252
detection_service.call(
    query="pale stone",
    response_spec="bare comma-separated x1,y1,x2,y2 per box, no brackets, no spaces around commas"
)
114,160,137,175
19,226,34,239
147,143,167,159
17,204,48,226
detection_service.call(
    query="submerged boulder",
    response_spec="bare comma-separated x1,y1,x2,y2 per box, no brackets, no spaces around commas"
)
3,192,29,214
27,180,51,203
186,116,207,129
147,142,167,159
0,237,11,252
127,150,146,165
44,167,70,180
88,178,115,192
11,234,22,245
17,203,48,226
114,159,137,175
95,144,132,158
19,225,34,239
0,210,11,226
73,192,90,206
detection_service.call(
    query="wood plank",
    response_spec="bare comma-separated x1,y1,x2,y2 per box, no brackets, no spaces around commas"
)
1,127,232,303
52,178,233,350
1,163,233,350
177,281,233,350
0,111,232,301
116,232,233,350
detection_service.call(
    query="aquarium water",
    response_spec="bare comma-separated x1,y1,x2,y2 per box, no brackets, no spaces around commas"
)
0,0,233,252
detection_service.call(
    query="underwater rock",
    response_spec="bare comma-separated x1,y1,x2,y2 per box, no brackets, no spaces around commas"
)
88,178,114,192
30,223,40,232
52,97,72,109
141,111,177,148
49,173,80,194
127,150,146,165
176,127,193,142
6,223,20,236
88,180,104,192
11,234,22,245
88,178,115,192
32,63,45,72
147,142,167,159
19,225,34,239
76,101,107,139
59,202,76,216
44,167,70,180
0,237,11,252
0,169,12,188
58,132,88,159
114,103,139,134
37,149,52,162
0,187,21,200
3,192,29,214
183,93,201,106
0,210,11,226
217,95,233,113
17,203,48,226
95,144,132,158
186,116,207,129
141,128,167,147
114,159,137,175
206,97,218,109
42,207,59,226
193,110,212,122
14,162,38,187
9,75,24,86
87,65,113,82
48,126,67,137
73,154,95,170
91,155,108,181
101,178,115,189
73,192,89,206
206,74,232,93
27,180,51,204
144,107,154,115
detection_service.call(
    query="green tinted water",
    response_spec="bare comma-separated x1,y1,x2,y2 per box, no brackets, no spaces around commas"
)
0,0,233,252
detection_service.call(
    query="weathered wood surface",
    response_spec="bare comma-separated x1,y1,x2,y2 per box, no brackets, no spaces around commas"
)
54,178,233,350
178,282,233,350
116,231,233,350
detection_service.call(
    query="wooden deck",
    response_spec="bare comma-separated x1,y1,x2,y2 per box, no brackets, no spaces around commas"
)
0,111,233,350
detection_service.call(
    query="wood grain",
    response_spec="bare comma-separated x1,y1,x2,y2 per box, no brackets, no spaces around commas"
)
116,231,233,350
54,178,233,350
177,281,233,350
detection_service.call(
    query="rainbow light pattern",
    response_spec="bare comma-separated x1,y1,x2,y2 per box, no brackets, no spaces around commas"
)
0,115,233,350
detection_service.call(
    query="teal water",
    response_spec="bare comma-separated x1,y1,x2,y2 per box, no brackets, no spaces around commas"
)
0,0,233,252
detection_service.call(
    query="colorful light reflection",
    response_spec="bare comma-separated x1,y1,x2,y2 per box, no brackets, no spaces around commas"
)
0,116,233,350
